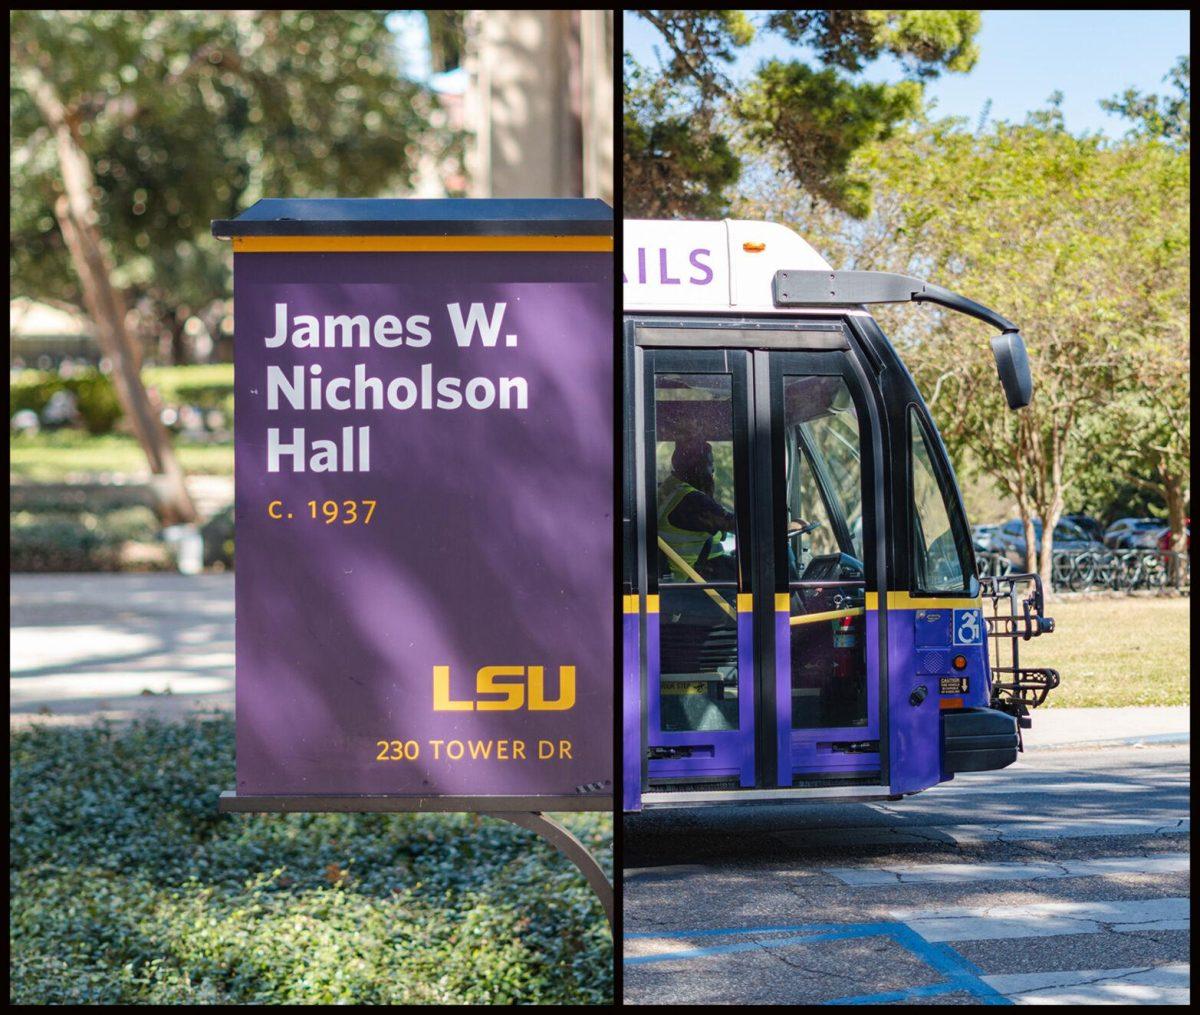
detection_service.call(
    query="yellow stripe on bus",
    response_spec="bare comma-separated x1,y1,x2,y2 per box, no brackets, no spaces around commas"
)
232,235,613,253
864,592,982,610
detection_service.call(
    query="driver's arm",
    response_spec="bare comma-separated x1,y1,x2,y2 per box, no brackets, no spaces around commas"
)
670,491,736,534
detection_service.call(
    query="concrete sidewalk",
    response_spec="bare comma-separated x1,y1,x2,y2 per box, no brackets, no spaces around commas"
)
11,573,234,728
1024,706,1190,750
8,575,1193,748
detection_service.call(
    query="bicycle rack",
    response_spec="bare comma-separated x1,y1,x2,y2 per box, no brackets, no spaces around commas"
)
979,571,1060,748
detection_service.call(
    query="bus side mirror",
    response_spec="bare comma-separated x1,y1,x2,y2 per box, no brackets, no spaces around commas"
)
991,331,1032,410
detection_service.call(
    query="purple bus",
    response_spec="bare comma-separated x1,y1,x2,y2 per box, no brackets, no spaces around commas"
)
621,220,1058,812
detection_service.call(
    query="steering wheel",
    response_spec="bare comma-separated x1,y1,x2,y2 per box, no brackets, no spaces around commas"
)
787,519,823,541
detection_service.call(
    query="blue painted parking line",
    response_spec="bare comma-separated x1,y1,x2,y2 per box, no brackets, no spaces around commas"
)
623,921,1012,1005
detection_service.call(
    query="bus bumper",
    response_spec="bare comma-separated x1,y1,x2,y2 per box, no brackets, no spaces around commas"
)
942,707,1019,773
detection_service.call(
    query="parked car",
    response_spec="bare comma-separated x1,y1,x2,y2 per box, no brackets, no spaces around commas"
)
971,523,1000,553
992,517,1104,566
1157,520,1190,558
1061,513,1105,543
1104,517,1169,550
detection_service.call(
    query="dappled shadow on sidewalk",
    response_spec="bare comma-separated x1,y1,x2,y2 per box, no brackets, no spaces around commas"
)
10,573,235,727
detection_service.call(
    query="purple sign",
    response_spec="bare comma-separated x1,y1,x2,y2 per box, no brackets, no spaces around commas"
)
232,249,613,798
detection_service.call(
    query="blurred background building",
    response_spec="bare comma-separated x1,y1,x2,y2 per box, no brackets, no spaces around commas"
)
407,9,613,202
460,10,613,203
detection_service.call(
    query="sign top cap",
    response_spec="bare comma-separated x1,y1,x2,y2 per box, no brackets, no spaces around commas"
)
213,197,613,239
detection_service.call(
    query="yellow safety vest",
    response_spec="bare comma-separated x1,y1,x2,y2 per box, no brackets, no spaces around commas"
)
656,474,719,580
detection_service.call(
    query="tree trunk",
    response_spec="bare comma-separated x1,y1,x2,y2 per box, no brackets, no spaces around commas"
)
1037,499,1064,592
1037,462,1066,593
1013,421,1038,574
19,60,196,525
1162,469,1188,588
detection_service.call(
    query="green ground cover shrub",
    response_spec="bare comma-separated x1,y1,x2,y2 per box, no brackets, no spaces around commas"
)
10,718,613,1005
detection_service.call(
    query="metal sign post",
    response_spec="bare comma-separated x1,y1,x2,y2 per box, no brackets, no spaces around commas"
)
212,198,615,927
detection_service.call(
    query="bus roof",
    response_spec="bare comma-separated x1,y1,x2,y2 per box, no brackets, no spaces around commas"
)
624,219,847,315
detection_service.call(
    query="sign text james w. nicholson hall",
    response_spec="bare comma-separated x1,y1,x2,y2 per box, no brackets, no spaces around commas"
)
213,199,613,802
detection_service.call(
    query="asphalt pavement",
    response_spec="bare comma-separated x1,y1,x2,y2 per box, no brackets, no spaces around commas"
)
623,745,1189,1004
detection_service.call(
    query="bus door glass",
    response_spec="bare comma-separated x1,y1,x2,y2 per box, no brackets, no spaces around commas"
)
765,350,881,786
642,348,755,787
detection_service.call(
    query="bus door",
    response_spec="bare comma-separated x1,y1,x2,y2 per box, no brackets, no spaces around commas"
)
760,350,884,789
639,347,756,787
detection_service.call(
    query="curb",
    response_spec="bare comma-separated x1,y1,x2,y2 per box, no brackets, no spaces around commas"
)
1026,732,1189,751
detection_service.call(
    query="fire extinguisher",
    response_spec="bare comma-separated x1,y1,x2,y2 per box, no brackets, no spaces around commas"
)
832,614,857,680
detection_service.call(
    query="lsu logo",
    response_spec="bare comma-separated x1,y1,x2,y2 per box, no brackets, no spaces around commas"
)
433,665,576,712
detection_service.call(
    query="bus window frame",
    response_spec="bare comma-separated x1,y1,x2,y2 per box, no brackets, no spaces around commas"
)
905,404,979,597
642,347,753,596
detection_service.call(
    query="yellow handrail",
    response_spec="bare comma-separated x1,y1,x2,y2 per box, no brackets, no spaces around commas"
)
789,606,865,626
656,537,738,621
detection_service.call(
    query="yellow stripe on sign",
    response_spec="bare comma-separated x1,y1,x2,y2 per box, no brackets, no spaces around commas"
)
232,235,613,254
737,593,753,613
623,594,639,614
645,595,660,614
790,607,865,627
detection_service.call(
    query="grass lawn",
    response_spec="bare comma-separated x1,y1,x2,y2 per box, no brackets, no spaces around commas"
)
1022,596,1189,708
10,719,612,1005
10,431,233,482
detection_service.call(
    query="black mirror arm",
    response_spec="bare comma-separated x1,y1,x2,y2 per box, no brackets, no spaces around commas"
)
912,282,1019,335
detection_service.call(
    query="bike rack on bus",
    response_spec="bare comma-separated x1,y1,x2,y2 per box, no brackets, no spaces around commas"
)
978,572,1061,747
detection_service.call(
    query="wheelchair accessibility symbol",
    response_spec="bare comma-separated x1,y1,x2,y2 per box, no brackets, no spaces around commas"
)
953,608,983,646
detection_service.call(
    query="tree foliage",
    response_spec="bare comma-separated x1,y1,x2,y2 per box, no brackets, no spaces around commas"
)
11,10,449,351
623,57,740,219
734,102,1189,588
1101,54,1189,149
623,9,979,218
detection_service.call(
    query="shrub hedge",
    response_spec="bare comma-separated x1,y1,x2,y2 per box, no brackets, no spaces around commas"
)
10,718,613,1005
10,364,235,435
144,364,235,420
10,505,169,572
10,370,123,434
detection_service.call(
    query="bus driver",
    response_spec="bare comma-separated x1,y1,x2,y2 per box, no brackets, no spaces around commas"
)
657,440,809,583
656,441,738,582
